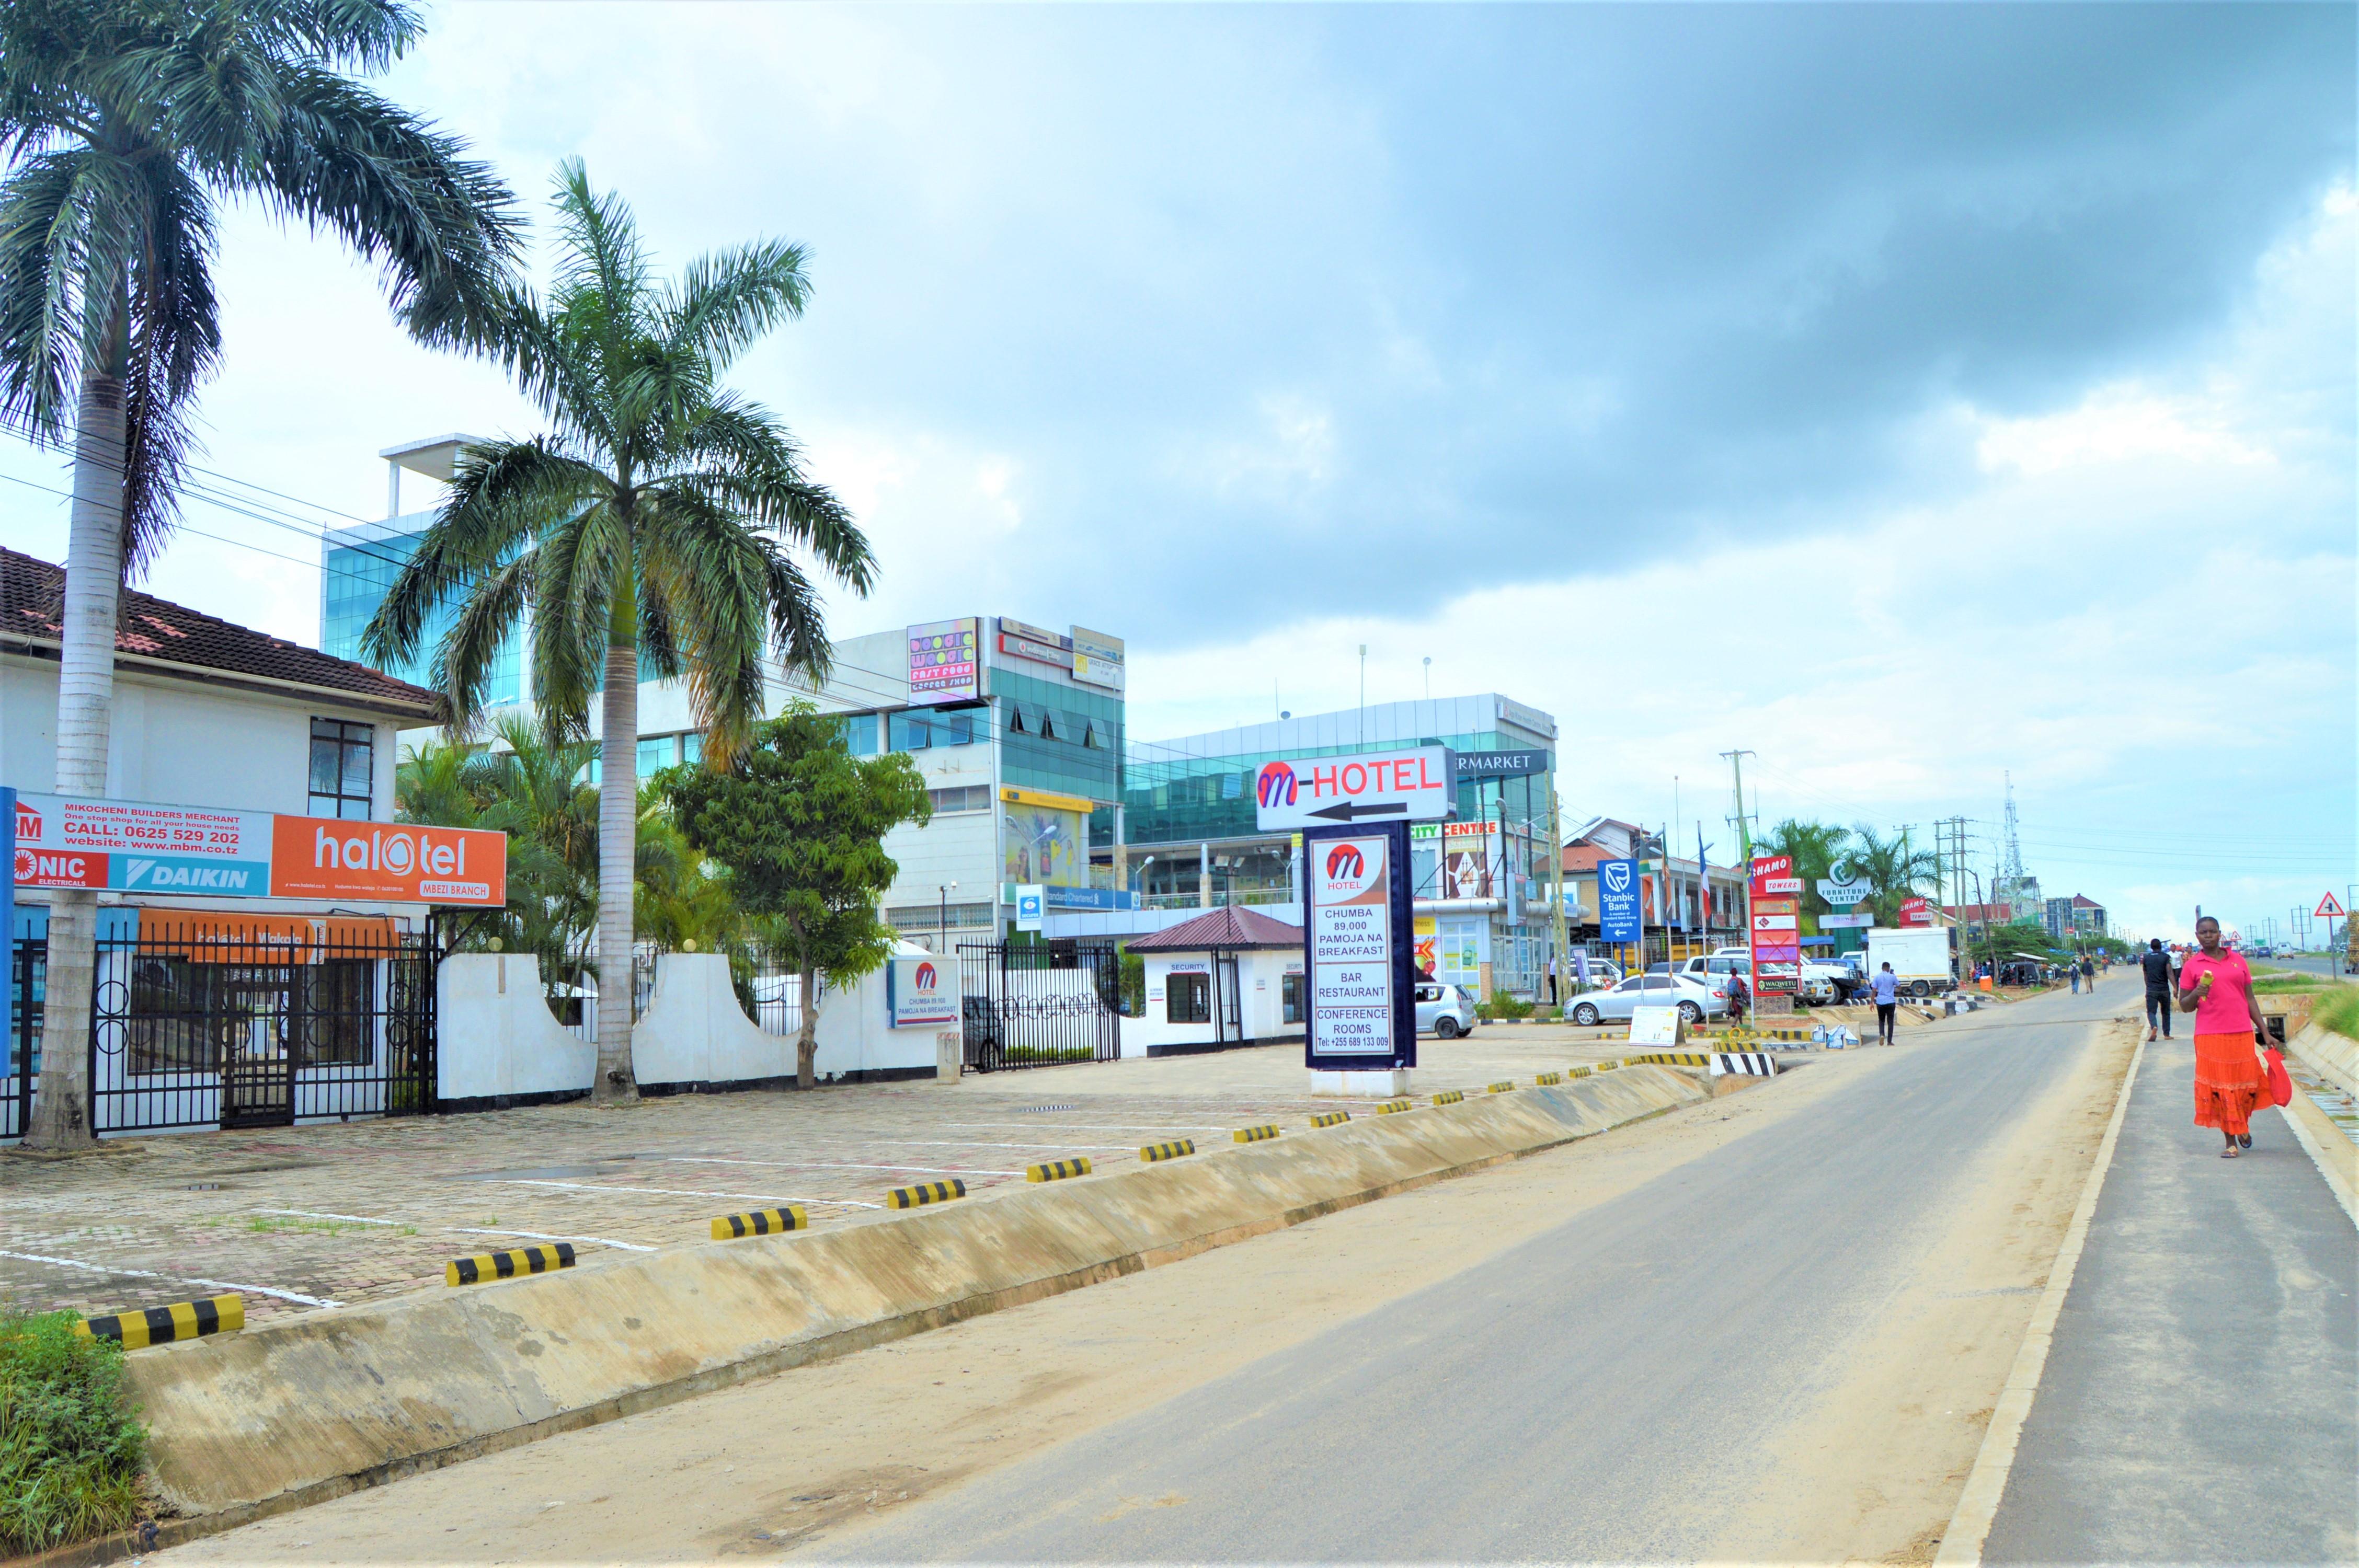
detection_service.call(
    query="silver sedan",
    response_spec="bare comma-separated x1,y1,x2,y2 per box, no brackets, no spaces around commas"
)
1564,972,1725,1028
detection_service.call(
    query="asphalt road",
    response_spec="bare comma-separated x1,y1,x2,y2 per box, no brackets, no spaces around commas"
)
1983,1029,2358,1564
2258,951,2352,979
814,987,2126,1562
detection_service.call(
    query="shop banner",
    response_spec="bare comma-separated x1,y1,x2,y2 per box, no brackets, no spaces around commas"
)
12,792,505,906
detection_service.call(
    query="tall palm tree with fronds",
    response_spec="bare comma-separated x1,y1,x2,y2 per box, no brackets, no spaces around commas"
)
366,163,872,1102
0,0,518,1146
1761,818,1853,931
1840,824,1942,928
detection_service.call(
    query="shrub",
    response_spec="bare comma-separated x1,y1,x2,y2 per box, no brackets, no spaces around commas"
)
2314,985,2359,1042
1489,989,1535,1021
0,1309,150,1555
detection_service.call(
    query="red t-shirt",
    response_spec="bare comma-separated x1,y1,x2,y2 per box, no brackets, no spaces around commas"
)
2180,948,2254,1035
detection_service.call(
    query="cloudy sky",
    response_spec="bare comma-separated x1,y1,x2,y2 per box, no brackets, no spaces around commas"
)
4,3,2352,941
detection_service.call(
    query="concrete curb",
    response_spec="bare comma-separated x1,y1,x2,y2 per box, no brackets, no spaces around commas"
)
120,1066,1705,1532
1933,1024,2145,1566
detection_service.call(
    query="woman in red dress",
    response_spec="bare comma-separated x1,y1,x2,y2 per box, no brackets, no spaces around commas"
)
2176,916,2271,1157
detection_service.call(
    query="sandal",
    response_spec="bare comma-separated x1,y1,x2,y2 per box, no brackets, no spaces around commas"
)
2221,1145,2240,1158
2238,1134,2252,1150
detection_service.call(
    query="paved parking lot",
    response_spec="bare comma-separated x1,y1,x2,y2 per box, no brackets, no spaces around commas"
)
2,1024,1717,1327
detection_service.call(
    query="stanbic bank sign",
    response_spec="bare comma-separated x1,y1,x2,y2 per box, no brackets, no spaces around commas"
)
1254,745,1455,831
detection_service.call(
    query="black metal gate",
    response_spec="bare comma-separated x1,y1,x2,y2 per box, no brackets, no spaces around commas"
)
0,915,439,1139
957,940,1121,1071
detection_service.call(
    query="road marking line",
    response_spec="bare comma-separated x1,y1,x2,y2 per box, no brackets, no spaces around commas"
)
0,1248,343,1309
494,1179,884,1209
652,1156,1025,1178
808,1139,1140,1151
1933,1026,2147,1566
257,1208,659,1253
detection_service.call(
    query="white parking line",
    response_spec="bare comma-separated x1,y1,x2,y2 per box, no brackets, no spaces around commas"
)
0,1248,343,1308
496,1179,884,1210
651,1156,1025,1178
257,1209,658,1253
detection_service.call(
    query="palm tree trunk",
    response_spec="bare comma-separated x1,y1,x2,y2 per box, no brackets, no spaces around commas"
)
796,962,819,1090
592,639,640,1102
26,321,130,1149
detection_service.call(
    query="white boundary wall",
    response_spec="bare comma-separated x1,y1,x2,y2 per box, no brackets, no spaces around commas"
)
436,954,596,1105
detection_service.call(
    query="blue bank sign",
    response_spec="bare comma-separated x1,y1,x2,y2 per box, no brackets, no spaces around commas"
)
1597,857,1642,943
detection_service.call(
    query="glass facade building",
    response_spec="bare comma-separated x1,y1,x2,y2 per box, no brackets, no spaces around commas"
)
320,516,521,706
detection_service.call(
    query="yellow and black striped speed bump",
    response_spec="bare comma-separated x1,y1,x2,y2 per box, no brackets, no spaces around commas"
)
75,1294,242,1348
712,1206,808,1240
1308,1111,1351,1128
888,1179,967,1209
1626,1051,1712,1068
1431,1089,1465,1106
447,1242,574,1287
1595,1059,1621,1072
1026,1157,1093,1183
1233,1124,1280,1144
1486,1080,1516,1093
1139,1139,1196,1162
1534,1071,1563,1086
1375,1098,1414,1114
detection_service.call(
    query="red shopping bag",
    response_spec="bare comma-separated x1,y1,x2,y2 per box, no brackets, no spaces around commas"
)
2264,1047,2293,1109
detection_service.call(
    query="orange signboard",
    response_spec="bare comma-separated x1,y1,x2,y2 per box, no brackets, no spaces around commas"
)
267,815,506,907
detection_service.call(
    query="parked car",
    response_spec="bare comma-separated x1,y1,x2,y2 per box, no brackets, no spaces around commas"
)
1565,972,1726,1028
1567,956,1624,990
1415,981,1477,1039
1681,949,1838,1007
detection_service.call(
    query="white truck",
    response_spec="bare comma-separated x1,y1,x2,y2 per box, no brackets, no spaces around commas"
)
1863,926,1954,998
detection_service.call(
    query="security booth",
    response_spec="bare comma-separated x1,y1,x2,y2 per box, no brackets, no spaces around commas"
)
1125,907,1306,1057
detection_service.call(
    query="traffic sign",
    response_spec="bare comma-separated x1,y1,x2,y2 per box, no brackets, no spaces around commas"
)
1254,746,1456,831
2316,892,2346,919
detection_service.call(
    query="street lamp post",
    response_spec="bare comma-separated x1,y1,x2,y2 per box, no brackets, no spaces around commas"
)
938,881,957,955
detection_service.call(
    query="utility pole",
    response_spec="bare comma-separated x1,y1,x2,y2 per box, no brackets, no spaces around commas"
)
1550,787,1568,1011
1719,751,1756,864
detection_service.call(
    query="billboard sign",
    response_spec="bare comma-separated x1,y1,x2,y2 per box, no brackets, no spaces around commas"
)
11,792,505,906
886,955,959,1029
1303,822,1415,1070
1748,854,1794,897
1751,891,1799,996
907,618,981,705
1597,857,1642,943
1899,896,1933,928
1253,746,1456,831
1820,912,1874,929
1015,884,1045,932
1818,878,1873,907
1453,750,1547,779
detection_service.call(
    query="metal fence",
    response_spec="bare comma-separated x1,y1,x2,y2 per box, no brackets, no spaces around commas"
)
956,940,1121,1071
6,915,439,1137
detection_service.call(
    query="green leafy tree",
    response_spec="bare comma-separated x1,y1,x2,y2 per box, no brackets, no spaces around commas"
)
1839,824,1942,928
366,164,872,1102
663,708,930,1089
0,0,518,1148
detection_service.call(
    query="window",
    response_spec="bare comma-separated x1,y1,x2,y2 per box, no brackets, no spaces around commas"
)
308,719,374,819
841,713,878,755
1007,705,1028,735
928,785,991,815
636,737,673,777
1221,771,1242,799
1037,711,1058,741
1081,720,1098,749
296,961,373,1067
681,732,703,766
1415,983,1441,1004
1281,973,1303,1025
1165,971,1211,1023
945,709,977,746
125,957,219,1075
889,710,932,751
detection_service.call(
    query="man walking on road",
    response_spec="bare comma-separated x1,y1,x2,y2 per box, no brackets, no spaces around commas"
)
1871,962,1900,1045
2070,959,2081,995
2140,937,2175,1041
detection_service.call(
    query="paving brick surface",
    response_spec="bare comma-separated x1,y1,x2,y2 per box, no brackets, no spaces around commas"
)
2,1027,1681,1327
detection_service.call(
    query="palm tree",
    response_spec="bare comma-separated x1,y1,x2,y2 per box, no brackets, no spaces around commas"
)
1761,818,1853,931
0,0,518,1146
1840,825,1942,928
365,163,873,1102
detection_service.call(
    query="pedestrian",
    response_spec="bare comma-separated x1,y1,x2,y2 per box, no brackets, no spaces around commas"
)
1727,971,1749,1025
2139,937,2175,1042
2069,959,2081,995
2178,915,2272,1157
2081,955,2096,989
1871,961,1900,1045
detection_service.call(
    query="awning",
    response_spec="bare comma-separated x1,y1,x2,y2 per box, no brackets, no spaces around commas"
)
134,909,406,962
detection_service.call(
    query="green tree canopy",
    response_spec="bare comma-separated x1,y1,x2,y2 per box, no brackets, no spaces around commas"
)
663,707,931,1089
1839,824,1942,927
1760,818,1853,930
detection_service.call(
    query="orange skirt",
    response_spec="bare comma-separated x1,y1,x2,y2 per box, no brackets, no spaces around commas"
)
2192,1031,2269,1137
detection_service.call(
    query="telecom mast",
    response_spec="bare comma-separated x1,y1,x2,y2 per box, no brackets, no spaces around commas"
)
2001,772,2026,885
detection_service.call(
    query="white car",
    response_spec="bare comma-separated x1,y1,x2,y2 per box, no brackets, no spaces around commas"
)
1565,972,1726,1028
1415,982,1477,1039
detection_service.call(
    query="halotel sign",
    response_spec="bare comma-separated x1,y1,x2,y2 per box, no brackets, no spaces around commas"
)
12,792,506,906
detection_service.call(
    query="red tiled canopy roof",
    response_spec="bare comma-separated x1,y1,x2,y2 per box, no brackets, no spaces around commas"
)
1124,905,1305,952
1,547,438,718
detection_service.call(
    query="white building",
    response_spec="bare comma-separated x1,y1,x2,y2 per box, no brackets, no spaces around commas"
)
1123,907,1306,1056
